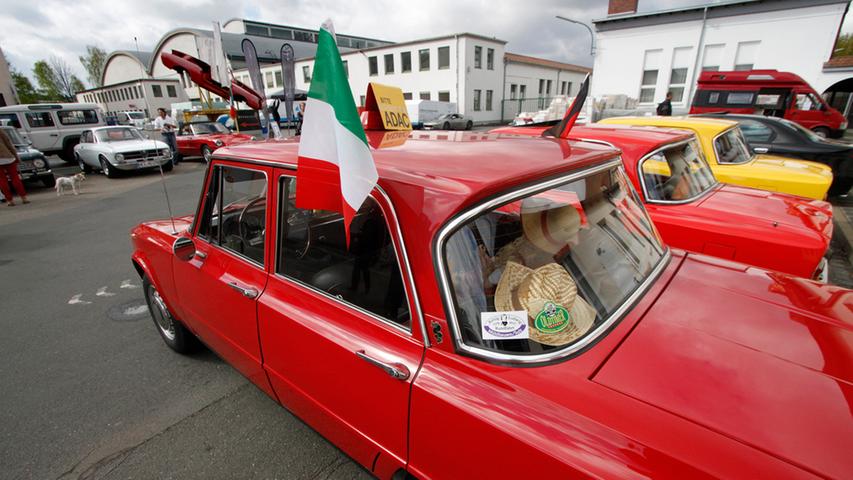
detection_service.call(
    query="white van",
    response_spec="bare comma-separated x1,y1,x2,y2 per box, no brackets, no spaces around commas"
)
0,103,106,161
115,111,147,128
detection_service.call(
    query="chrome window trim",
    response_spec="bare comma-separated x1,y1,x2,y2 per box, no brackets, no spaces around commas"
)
196,163,269,269
637,138,719,206
712,127,753,166
434,158,671,365
272,169,427,344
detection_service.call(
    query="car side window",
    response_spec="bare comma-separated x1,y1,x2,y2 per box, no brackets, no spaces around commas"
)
25,112,55,128
0,113,21,128
738,120,774,143
277,176,411,328
197,165,267,266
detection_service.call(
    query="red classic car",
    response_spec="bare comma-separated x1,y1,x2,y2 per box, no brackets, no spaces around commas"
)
491,124,833,280
176,122,254,162
131,132,853,479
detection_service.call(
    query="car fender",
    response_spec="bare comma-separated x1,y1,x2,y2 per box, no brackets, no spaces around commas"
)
131,227,189,325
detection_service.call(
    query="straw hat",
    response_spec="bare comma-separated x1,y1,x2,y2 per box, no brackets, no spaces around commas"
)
520,198,582,255
494,261,596,346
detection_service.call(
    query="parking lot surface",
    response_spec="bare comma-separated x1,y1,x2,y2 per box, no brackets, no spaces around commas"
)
0,160,370,480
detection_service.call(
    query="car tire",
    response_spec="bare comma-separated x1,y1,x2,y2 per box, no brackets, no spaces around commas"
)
100,156,119,178
466,121,473,130
828,177,853,197
77,154,92,173
161,161,173,172
41,174,56,188
143,276,197,354
443,122,450,130
201,145,213,163
60,140,79,163
813,127,831,138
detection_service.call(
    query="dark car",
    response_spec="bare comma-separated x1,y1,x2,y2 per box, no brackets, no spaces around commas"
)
697,113,853,196
1,126,55,188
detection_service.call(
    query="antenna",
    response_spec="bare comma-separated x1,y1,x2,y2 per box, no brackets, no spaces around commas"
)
152,105,177,234
543,73,590,139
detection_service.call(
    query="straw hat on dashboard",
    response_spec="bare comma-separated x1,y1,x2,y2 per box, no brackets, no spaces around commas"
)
494,261,595,346
520,197,582,255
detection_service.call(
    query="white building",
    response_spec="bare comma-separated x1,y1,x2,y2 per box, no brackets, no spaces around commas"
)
236,34,590,124
591,0,852,115
0,46,18,107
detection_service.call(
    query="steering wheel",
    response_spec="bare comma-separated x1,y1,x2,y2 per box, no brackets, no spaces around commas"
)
238,197,266,249
286,211,312,259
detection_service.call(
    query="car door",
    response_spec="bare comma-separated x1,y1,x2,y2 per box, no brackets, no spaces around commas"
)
172,161,274,394
257,169,424,477
77,130,92,164
451,114,464,129
788,90,825,130
23,110,59,152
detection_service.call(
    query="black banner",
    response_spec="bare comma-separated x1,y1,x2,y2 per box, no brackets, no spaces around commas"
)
281,44,296,122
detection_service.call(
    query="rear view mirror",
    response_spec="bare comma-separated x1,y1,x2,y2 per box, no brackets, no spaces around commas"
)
173,237,196,261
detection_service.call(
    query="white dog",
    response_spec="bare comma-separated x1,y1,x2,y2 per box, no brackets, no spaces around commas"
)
56,173,86,196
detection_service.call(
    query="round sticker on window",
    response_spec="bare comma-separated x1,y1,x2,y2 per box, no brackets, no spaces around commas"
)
481,311,529,340
534,302,571,334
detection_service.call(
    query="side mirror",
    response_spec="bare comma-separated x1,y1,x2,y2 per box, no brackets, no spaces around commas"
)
753,147,769,154
173,236,196,261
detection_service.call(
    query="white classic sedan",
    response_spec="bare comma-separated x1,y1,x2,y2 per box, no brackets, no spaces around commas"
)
74,126,172,178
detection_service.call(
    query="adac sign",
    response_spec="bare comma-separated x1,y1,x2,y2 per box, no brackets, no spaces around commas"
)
362,82,412,131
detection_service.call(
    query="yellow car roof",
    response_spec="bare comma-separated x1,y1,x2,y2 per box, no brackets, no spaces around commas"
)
599,116,738,135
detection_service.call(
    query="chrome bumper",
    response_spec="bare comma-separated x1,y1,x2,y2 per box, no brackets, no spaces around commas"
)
814,257,829,283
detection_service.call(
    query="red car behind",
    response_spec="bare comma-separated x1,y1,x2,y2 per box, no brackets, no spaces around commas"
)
176,121,253,162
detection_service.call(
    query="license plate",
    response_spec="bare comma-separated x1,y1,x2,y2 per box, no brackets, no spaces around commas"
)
138,160,159,168
18,162,34,170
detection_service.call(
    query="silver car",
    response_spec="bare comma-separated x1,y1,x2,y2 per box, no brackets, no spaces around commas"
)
422,113,473,130
74,126,172,178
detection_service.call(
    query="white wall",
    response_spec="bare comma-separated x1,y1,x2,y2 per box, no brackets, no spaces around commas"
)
457,37,505,123
103,54,149,86
505,63,587,99
151,32,202,100
592,3,848,108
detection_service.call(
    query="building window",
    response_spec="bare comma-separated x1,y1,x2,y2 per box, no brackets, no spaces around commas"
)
360,95,366,106
560,81,567,95
639,49,662,104
735,41,759,71
473,89,482,111
369,56,378,76
438,46,450,69
275,71,282,87
567,82,573,96
384,54,394,74
403,92,413,100
342,60,349,77
167,85,177,98
152,85,163,98
510,84,517,100
520,85,526,99
420,91,430,100
438,91,450,102
487,48,494,70
294,31,314,43
486,90,493,111
702,44,723,72
419,49,430,71
668,47,691,103
302,66,311,83
546,80,552,95
474,46,482,69
401,52,412,72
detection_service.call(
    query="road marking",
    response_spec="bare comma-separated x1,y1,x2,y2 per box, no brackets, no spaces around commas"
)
123,305,148,316
120,280,139,289
96,286,116,297
68,294,92,305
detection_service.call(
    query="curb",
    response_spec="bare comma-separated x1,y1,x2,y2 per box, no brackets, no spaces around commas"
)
832,203,853,265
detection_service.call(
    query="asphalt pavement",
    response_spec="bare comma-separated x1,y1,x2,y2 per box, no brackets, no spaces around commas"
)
0,158,371,480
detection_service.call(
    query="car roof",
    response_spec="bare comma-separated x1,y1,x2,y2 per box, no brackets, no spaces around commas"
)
571,124,693,148
600,115,737,134
215,131,619,230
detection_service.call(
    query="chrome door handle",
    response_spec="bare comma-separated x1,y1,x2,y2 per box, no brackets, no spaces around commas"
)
227,281,258,299
356,350,410,380
753,147,769,154
194,251,207,260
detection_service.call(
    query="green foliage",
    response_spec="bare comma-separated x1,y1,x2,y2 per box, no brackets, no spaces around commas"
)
834,33,853,57
32,60,63,100
11,70,42,104
30,57,81,101
79,45,107,88
70,76,85,95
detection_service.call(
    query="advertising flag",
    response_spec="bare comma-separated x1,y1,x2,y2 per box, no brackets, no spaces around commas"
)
280,44,296,125
296,19,377,245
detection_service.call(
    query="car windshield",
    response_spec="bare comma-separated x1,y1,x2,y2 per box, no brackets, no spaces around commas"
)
641,139,717,202
127,112,145,120
713,127,753,164
191,123,229,135
442,165,666,358
1,127,26,145
779,118,824,142
95,128,142,142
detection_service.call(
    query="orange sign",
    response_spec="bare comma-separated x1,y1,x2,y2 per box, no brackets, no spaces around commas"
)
363,82,412,131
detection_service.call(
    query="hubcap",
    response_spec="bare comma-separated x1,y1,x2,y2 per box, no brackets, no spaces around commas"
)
148,285,176,341
203,148,211,163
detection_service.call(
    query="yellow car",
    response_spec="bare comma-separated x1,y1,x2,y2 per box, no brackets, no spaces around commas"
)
599,116,833,200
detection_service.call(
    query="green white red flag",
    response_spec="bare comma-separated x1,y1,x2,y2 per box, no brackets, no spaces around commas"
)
296,19,377,245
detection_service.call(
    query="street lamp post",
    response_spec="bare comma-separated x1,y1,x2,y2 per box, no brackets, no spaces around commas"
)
555,15,595,57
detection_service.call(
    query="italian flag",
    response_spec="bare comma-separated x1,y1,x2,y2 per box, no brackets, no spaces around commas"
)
296,20,377,245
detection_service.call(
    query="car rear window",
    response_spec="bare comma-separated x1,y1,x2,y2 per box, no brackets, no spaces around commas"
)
57,109,99,125
714,127,753,164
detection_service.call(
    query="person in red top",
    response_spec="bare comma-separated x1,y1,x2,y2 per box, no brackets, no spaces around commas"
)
0,129,29,206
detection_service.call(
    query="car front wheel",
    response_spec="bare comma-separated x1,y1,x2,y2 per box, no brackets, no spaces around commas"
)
201,145,213,163
143,276,197,353
41,174,56,188
77,154,92,173
813,127,831,138
443,122,450,130
100,156,119,178
466,121,473,130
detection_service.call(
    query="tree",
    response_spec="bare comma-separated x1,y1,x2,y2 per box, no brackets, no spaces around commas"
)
835,33,853,57
79,45,107,88
11,70,41,104
32,57,85,101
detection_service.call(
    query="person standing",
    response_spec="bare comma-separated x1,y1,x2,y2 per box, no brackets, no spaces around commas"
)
0,129,29,206
154,108,179,165
656,91,673,116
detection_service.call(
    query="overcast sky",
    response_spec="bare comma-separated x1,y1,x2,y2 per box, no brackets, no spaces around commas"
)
1,0,851,87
